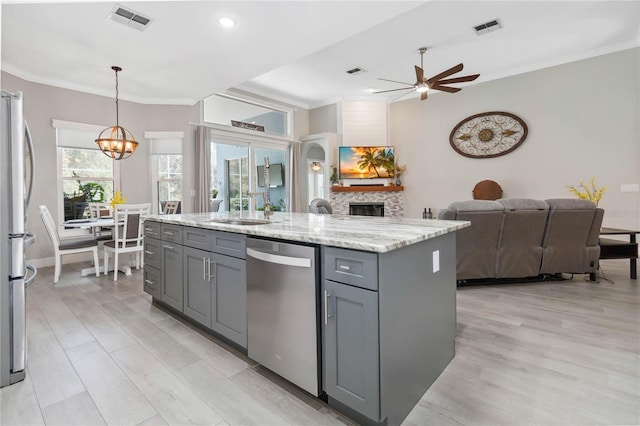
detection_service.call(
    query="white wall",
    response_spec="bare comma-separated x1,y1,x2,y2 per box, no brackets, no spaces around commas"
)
390,48,639,229
1,72,199,263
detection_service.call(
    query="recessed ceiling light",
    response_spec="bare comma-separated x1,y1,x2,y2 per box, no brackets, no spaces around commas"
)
219,17,235,28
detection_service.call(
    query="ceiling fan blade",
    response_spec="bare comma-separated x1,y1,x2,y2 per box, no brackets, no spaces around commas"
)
377,78,414,86
431,85,462,93
372,87,415,94
427,63,464,85
420,91,428,101
415,65,424,83
391,89,415,102
436,74,480,85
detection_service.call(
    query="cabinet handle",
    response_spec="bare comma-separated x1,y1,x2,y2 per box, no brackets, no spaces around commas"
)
202,257,207,281
144,279,155,285
144,227,154,232
163,244,174,250
338,264,351,271
164,231,175,236
324,290,332,325
145,250,155,255
207,258,213,282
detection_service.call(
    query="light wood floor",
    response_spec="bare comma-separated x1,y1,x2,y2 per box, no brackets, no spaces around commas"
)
1,259,638,425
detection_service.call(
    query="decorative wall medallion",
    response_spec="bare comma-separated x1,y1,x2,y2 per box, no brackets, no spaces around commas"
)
449,111,528,158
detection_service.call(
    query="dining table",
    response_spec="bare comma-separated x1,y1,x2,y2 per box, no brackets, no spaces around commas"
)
62,217,133,277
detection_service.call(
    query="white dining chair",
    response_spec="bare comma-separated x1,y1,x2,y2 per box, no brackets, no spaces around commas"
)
163,200,180,214
103,203,151,281
39,205,100,283
88,202,113,241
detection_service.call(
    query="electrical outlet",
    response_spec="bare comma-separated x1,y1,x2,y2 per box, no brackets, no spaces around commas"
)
432,250,440,273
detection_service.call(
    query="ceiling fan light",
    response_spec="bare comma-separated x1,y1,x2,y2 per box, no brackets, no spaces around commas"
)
219,17,235,28
416,85,429,93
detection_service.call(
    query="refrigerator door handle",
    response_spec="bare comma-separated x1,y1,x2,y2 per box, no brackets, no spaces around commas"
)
11,277,26,373
9,237,24,279
25,265,37,286
24,120,35,210
9,92,25,235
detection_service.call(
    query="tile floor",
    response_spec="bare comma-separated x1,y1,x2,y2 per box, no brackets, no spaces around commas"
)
1,259,638,425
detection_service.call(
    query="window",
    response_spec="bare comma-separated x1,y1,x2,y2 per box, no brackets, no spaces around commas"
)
210,139,290,213
155,155,182,213
203,93,292,137
54,120,120,236
147,132,184,214
61,148,115,221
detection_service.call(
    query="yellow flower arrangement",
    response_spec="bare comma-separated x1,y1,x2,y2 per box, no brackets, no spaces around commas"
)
566,177,606,206
110,191,127,209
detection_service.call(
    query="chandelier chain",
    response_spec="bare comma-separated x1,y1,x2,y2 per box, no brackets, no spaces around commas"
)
114,67,119,128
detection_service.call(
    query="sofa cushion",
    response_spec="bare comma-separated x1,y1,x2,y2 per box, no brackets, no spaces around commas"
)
545,198,596,210
498,198,549,211
496,203,548,278
541,199,600,274
448,200,503,212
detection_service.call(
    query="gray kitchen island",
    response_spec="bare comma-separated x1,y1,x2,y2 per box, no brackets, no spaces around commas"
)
142,212,469,426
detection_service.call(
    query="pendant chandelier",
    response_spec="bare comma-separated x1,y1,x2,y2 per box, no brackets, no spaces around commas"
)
95,66,138,160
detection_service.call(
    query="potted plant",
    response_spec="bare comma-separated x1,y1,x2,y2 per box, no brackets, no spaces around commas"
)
330,165,340,186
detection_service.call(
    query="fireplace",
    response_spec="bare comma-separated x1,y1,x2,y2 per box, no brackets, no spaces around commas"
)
330,186,404,217
349,202,384,217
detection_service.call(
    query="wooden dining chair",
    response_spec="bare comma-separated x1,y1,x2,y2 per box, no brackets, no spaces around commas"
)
163,201,180,214
103,203,151,281
39,205,100,283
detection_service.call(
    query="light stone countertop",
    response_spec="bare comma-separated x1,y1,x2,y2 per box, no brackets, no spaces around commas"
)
145,212,469,253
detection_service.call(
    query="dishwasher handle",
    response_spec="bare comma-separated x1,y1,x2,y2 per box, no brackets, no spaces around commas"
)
246,247,312,268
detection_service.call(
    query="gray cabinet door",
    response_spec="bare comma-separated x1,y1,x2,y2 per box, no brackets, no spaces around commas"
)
210,253,247,348
323,280,380,421
143,266,162,299
161,241,183,311
183,246,212,327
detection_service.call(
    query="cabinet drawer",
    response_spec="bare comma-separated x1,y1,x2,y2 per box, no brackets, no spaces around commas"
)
144,221,161,239
183,226,213,251
161,223,182,244
144,238,161,270
323,247,378,290
143,266,161,298
212,231,246,259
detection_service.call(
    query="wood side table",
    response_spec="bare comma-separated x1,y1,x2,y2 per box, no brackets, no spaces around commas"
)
592,227,639,280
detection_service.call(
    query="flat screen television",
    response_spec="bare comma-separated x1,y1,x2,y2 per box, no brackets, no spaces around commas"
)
257,163,284,187
339,146,395,179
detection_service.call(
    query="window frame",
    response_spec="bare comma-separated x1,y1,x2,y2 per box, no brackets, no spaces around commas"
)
203,92,294,138
53,119,120,238
146,131,185,215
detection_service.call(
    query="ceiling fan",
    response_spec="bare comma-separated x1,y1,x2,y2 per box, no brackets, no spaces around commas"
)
373,47,480,101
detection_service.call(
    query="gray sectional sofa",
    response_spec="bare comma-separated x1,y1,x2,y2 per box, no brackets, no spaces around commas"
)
438,198,604,282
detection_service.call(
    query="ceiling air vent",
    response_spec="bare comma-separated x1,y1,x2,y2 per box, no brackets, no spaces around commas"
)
108,4,153,31
346,67,367,75
474,19,501,36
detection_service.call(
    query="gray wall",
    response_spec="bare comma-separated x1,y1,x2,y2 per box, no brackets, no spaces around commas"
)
1,71,199,263
389,48,639,229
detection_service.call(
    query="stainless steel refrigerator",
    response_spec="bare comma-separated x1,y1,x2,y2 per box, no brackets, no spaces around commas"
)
1,90,37,388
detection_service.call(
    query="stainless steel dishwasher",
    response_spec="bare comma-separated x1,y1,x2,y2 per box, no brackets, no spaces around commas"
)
246,238,320,396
